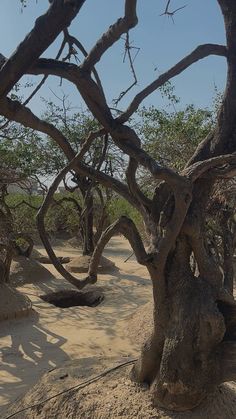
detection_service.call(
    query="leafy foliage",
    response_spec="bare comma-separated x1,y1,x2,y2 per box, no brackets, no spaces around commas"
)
139,104,213,170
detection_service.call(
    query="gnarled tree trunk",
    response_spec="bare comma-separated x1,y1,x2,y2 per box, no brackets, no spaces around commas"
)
132,1,236,408
133,233,234,411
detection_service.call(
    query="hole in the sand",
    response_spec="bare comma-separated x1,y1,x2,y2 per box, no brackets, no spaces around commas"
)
40,289,104,308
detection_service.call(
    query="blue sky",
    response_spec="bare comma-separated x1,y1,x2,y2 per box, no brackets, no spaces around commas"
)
0,0,227,116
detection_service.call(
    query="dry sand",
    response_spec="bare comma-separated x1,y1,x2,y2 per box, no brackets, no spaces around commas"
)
1,237,236,418
0,236,151,415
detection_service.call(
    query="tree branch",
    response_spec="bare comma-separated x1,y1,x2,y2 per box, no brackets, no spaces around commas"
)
81,0,138,71
8,199,40,211
0,96,76,160
85,216,150,283
36,149,96,289
184,154,236,181
118,44,227,123
76,161,140,209
126,157,152,210
154,184,192,271
0,0,86,97
63,28,104,95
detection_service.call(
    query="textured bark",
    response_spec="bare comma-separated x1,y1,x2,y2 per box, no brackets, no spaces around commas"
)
220,209,235,294
131,2,236,409
81,192,94,256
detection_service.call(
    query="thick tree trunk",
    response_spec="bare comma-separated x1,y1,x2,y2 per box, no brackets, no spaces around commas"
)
0,247,12,284
132,3,236,410
133,234,236,410
220,210,235,294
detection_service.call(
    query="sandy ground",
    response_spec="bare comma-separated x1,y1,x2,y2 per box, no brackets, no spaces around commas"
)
0,237,151,414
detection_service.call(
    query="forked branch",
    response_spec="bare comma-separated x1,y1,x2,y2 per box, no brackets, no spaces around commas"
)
36,140,99,289
118,44,227,123
0,0,86,97
85,216,150,282
184,154,236,181
81,0,138,71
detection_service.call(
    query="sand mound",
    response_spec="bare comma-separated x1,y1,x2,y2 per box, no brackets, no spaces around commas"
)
66,255,117,274
6,357,236,418
10,256,54,287
35,255,71,264
30,249,70,264
127,301,153,346
0,283,32,322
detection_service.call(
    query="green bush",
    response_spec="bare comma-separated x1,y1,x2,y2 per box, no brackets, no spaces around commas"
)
5,192,82,237
107,197,143,232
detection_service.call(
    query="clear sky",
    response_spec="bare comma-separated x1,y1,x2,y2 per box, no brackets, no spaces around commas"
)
0,0,227,116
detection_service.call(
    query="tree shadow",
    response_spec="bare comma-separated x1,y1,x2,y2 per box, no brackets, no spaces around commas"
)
0,310,69,412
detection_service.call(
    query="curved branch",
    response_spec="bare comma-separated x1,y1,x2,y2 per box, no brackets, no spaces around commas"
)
0,96,139,210
36,151,96,290
63,28,105,95
154,183,192,271
9,199,40,211
85,216,150,283
184,154,236,181
0,96,76,160
0,0,86,97
55,196,82,214
118,44,227,123
81,0,138,71
76,161,140,209
111,124,189,190
126,157,152,210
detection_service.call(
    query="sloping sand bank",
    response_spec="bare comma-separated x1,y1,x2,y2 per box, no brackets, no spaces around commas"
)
0,237,151,414
6,357,236,419
1,237,236,418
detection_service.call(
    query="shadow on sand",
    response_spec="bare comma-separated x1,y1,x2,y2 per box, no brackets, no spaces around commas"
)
0,310,69,413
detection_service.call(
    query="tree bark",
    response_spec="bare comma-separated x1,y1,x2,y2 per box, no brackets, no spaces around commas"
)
81,192,94,256
133,232,236,410
130,3,236,410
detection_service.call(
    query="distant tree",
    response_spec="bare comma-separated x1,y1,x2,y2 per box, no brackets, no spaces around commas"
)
41,99,125,254
139,104,213,170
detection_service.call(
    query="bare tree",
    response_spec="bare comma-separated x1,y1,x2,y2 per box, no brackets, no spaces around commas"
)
0,0,236,410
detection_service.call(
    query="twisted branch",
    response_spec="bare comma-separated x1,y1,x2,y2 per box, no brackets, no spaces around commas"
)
85,216,150,283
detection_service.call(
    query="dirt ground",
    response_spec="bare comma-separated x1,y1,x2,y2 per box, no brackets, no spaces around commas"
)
1,237,236,418
0,236,152,415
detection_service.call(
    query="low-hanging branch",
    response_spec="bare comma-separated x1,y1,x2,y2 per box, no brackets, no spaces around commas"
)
0,96,142,210
0,96,76,160
36,148,96,290
85,215,150,283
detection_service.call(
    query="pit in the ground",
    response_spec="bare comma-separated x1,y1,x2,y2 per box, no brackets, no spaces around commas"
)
40,289,104,308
